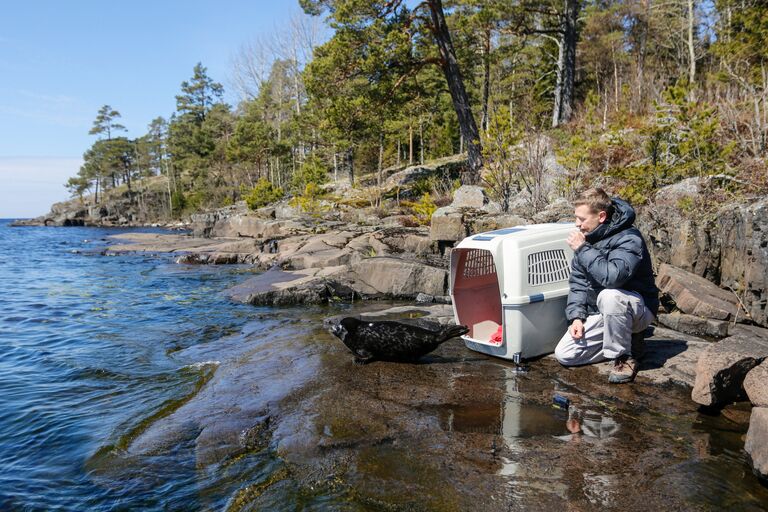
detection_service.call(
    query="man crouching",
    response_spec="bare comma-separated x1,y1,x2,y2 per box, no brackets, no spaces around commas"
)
554,188,659,384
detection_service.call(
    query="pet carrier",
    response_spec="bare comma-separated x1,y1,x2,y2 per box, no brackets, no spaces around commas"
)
450,224,575,363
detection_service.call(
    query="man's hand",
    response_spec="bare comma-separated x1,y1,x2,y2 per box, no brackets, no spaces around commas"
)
567,229,586,251
569,319,584,339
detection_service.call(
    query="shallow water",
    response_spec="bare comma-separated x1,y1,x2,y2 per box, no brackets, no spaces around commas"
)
1,220,767,511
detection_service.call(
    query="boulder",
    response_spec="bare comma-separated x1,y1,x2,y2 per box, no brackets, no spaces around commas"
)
469,214,528,235
365,227,432,257
224,267,350,306
691,331,768,408
429,206,465,242
657,264,742,321
451,185,488,209
744,361,768,407
530,197,573,224
745,407,768,482
637,197,768,328
382,155,465,192
653,177,702,206
274,201,303,219
284,231,362,270
343,257,448,298
718,199,768,328
657,312,730,339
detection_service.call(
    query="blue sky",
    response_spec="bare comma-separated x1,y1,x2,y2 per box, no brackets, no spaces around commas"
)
0,1,315,218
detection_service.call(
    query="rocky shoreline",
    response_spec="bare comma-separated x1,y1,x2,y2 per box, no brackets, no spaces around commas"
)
15,157,768,487
95,186,768,486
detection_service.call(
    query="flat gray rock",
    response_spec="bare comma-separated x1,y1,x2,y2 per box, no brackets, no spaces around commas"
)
343,257,449,298
451,185,488,209
225,266,348,306
658,312,730,338
429,206,465,242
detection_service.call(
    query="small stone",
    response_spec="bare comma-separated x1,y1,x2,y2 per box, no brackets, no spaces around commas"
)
416,293,434,303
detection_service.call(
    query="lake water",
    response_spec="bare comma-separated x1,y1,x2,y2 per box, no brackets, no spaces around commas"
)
0,220,261,509
1,219,767,511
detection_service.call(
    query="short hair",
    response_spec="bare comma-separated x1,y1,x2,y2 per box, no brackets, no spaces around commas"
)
573,188,613,216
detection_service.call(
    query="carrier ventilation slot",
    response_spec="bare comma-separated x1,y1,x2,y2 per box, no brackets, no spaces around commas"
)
527,249,570,285
463,249,496,278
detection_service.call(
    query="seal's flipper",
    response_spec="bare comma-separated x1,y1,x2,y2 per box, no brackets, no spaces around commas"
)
354,349,373,365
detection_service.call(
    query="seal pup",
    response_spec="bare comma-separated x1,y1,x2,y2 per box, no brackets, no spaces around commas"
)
329,317,469,364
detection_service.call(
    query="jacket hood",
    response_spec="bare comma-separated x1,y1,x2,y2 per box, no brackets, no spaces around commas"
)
585,198,636,244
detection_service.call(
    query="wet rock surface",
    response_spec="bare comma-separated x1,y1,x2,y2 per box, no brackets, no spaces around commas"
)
88,304,768,510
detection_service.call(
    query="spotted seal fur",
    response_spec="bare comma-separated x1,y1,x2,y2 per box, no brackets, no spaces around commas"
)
329,317,469,364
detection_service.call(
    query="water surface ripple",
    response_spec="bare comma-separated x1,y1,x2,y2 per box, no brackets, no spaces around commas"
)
0,221,255,510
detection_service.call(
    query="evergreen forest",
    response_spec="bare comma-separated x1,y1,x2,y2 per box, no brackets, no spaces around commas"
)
66,0,768,219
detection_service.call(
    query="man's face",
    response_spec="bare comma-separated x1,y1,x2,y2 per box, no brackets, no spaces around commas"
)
574,204,607,234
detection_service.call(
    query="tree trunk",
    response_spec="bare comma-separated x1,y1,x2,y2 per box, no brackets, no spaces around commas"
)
409,122,414,165
634,0,650,113
377,132,384,192
333,148,338,183
419,118,425,165
687,0,696,86
344,147,354,185
481,26,491,133
552,0,580,127
426,0,482,183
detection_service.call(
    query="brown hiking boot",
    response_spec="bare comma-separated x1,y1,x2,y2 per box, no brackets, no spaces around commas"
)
631,331,646,360
608,355,638,384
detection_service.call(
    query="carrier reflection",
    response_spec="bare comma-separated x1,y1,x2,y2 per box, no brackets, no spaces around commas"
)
496,366,621,504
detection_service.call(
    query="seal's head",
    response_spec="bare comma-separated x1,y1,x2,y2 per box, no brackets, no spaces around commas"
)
330,317,359,343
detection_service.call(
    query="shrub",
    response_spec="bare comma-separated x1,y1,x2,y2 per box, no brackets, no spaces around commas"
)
289,182,329,215
290,154,328,194
244,178,284,210
412,192,437,225
171,190,186,214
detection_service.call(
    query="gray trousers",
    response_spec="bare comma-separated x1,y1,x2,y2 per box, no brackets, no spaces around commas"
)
554,289,655,366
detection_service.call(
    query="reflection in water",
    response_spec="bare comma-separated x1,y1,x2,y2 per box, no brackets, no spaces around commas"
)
497,367,571,499
496,366,625,505
559,407,620,441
